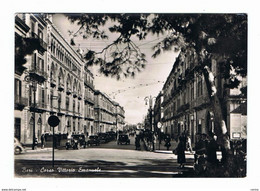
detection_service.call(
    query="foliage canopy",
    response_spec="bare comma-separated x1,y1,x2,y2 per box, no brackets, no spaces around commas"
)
65,13,247,89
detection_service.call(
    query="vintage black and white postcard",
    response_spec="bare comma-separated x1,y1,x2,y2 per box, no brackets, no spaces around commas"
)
2,0,260,190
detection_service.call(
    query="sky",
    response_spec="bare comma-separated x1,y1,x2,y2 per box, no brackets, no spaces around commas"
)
52,13,179,124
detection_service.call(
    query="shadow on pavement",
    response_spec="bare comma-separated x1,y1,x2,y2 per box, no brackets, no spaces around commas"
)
15,157,195,178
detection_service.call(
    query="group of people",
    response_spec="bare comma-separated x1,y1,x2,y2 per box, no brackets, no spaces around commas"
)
174,132,220,169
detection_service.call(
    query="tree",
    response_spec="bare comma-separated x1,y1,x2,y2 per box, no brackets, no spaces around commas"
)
64,13,247,164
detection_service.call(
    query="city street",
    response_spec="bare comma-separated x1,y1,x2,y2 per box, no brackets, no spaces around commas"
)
15,136,195,177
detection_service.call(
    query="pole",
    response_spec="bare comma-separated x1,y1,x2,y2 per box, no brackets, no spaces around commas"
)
52,125,55,167
159,130,161,150
32,85,36,150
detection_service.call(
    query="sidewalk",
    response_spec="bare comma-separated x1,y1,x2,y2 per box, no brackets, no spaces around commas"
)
154,139,179,151
24,147,57,153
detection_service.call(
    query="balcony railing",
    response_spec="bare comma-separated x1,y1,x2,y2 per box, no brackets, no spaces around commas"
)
29,66,48,83
50,77,56,87
66,88,72,95
73,91,77,98
29,101,47,112
78,93,82,100
58,82,64,91
84,79,94,89
31,32,47,51
15,96,28,110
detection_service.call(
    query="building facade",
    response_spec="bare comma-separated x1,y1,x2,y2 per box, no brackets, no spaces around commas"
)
153,91,163,134
15,13,48,145
114,102,125,132
94,91,116,133
15,13,125,146
159,51,247,143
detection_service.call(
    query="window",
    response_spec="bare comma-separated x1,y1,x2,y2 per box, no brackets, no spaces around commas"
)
31,21,35,34
198,76,203,97
15,79,21,97
38,29,43,40
41,88,45,106
66,97,69,110
191,82,194,101
32,53,37,69
73,100,75,112
58,93,61,110
29,86,33,106
50,90,53,108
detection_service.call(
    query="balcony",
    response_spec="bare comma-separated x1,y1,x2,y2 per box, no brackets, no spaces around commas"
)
58,82,64,91
78,93,82,100
29,101,47,113
15,96,28,110
177,103,190,113
194,95,210,109
84,95,94,105
84,79,94,90
66,88,72,95
15,15,30,33
73,91,77,98
29,66,48,83
31,32,47,52
50,78,56,88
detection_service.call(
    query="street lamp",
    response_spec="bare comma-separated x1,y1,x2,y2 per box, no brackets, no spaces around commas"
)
24,75,41,150
144,96,156,131
157,122,162,150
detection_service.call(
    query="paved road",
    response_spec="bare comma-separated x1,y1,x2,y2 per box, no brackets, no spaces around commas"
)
14,135,195,177
15,148,195,177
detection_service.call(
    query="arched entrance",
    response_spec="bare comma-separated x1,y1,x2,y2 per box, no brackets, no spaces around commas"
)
29,117,34,142
37,117,42,139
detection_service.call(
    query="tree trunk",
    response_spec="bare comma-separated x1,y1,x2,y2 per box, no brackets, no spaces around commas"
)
202,66,231,151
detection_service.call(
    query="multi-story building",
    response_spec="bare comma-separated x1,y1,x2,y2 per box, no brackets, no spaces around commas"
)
83,66,95,136
45,14,87,136
113,102,125,132
94,91,116,133
15,13,48,145
160,51,247,143
15,13,125,146
153,91,163,134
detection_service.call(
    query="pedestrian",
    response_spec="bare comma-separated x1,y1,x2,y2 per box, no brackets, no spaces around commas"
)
135,136,140,150
34,137,38,150
186,135,193,153
194,134,208,163
164,134,171,150
41,133,45,149
206,134,219,165
176,136,186,168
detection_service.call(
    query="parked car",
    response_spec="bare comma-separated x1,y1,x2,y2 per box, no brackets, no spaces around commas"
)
107,131,116,140
98,133,110,143
14,137,25,154
72,134,87,148
87,135,100,146
117,134,130,145
65,137,79,150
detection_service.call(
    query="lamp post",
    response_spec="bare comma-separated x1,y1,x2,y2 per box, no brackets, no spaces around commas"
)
144,96,156,131
25,75,40,150
157,122,162,150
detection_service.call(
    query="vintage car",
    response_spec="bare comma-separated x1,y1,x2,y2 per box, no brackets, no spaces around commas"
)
65,137,79,150
107,131,117,141
98,133,110,143
87,135,100,146
14,137,25,154
71,134,87,148
117,134,130,145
